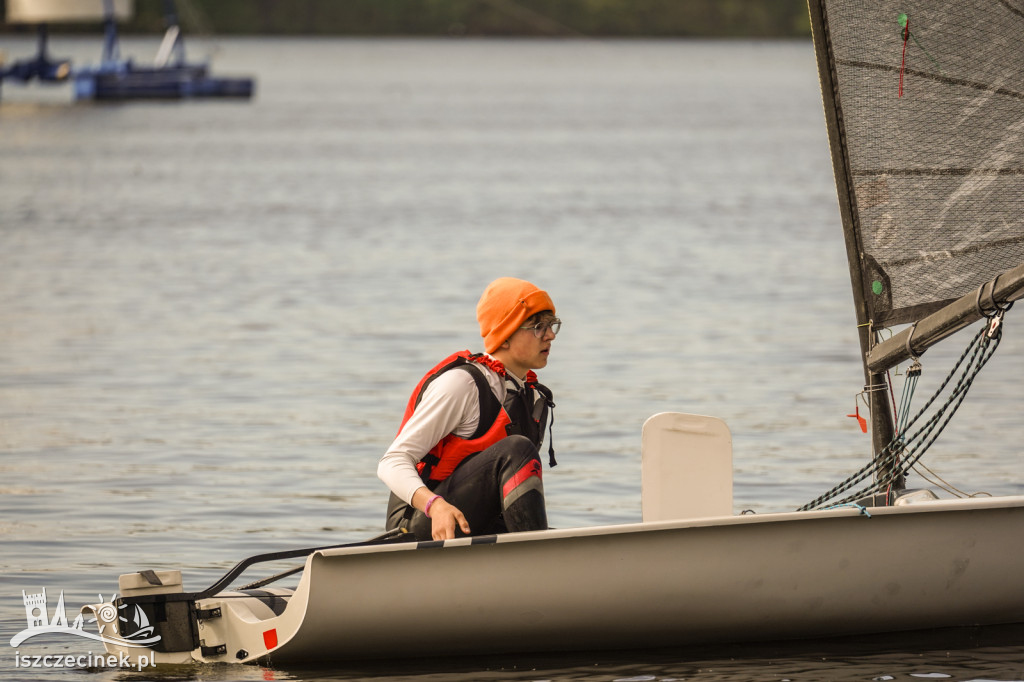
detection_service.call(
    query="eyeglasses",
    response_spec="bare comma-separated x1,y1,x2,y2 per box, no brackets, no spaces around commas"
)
520,318,561,338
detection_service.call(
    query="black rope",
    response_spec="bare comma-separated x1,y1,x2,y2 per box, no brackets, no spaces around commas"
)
798,318,1004,511
119,528,415,605
238,565,305,591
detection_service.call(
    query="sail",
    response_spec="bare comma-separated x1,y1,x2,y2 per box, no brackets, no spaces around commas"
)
809,1,1024,328
6,0,133,24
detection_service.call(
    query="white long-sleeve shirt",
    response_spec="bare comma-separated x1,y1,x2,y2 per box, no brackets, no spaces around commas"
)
377,356,526,505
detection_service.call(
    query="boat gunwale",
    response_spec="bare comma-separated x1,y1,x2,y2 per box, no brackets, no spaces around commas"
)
313,494,1024,559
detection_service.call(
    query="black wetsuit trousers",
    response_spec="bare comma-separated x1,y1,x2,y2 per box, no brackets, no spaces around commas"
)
385,434,548,541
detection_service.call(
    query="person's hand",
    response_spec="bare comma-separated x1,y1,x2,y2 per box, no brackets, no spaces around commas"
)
429,499,471,540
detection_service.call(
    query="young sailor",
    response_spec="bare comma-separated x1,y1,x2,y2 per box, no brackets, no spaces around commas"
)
378,277,559,541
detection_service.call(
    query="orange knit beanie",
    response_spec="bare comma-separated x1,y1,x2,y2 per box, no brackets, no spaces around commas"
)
476,277,555,353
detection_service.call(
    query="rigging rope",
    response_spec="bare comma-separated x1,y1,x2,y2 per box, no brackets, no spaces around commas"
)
798,312,1007,511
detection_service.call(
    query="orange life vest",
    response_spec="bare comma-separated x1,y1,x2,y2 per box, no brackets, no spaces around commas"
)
397,350,554,485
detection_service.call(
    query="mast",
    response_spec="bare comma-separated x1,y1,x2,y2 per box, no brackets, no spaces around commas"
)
806,0,900,490
101,0,121,64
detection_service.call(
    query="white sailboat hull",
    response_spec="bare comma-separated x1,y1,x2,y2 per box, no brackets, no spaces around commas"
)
85,495,1024,665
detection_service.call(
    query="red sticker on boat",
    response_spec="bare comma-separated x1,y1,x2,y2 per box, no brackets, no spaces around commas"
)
263,628,278,649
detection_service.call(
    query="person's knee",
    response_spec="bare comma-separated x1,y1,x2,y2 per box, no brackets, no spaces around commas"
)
502,434,538,461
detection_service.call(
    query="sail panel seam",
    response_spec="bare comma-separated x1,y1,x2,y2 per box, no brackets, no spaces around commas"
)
836,59,1024,101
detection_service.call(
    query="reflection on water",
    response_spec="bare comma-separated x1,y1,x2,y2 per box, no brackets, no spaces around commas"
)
67,625,1017,681
1,37,1022,681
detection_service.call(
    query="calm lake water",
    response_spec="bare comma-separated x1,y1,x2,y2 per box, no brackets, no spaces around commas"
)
1,37,1021,681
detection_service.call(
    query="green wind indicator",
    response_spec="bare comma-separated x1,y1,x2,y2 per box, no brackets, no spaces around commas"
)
872,280,884,295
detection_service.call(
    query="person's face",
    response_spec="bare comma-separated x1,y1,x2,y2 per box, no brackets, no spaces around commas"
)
500,313,559,378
